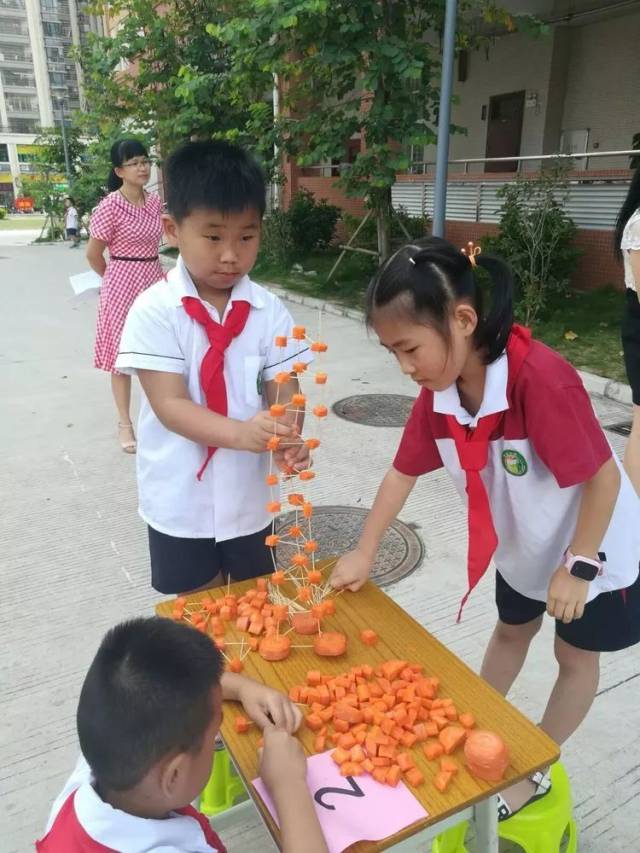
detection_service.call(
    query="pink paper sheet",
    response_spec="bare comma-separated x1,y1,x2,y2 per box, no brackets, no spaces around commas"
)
252,750,428,853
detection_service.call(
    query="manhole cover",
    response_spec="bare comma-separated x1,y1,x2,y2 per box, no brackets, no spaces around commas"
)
275,505,424,587
606,421,632,437
332,394,416,427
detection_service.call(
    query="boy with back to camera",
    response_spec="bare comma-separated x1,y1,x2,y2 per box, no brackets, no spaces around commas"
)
37,617,328,852
116,141,312,595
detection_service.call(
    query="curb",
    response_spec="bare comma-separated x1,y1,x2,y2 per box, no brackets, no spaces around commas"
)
162,256,634,408
577,370,633,407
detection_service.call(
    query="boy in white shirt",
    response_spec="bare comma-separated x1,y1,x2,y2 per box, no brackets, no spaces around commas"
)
64,197,80,248
116,141,312,594
38,617,327,853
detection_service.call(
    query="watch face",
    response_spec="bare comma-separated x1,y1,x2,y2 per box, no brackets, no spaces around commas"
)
570,560,599,582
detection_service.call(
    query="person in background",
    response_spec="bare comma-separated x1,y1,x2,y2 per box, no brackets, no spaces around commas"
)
86,139,164,454
615,165,640,494
64,197,80,248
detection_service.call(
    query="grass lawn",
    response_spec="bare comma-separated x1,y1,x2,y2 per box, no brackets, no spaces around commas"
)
253,250,628,384
0,215,46,231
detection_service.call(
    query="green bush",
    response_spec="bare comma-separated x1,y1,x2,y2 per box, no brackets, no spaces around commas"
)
0,207,7,220
482,165,581,326
260,209,294,267
288,189,340,254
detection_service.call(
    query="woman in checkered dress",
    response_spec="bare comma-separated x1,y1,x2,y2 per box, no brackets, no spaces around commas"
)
86,140,164,453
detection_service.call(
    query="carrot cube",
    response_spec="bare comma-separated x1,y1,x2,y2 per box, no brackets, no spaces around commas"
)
360,629,378,646
234,715,250,734
331,747,350,766
396,752,416,772
434,770,454,793
386,766,402,787
459,712,476,729
305,713,323,732
424,741,444,760
438,726,467,755
405,768,425,787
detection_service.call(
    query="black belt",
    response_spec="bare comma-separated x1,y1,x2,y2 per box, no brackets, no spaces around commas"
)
110,255,159,262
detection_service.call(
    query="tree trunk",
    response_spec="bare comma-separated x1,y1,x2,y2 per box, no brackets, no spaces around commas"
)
375,187,392,262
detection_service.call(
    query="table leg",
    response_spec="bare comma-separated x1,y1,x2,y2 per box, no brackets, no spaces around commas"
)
474,795,499,853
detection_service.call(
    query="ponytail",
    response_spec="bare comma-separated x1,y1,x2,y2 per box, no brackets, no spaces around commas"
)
365,235,514,364
474,254,514,362
107,168,123,192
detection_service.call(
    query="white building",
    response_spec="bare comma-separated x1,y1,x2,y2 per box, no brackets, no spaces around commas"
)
0,0,103,205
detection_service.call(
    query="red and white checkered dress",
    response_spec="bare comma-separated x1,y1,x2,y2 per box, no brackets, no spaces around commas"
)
91,190,164,373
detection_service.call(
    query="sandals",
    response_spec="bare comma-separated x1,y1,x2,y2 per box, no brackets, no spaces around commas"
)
497,770,552,822
118,422,137,454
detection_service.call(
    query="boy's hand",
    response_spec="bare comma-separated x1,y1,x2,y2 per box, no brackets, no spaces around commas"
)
238,411,293,453
546,565,589,623
329,548,373,592
237,679,302,733
274,435,311,474
259,726,308,794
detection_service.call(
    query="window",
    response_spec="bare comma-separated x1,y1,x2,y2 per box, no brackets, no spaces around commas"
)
10,118,38,133
0,144,9,162
0,19,28,35
0,43,32,61
6,94,38,113
43,21,63,37
2,69,35,87
0,0,25,8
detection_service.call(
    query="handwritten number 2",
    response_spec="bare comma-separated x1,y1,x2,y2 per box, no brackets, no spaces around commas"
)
314,776,365,810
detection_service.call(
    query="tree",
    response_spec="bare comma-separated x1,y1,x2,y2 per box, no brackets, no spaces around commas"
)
213,0,536,259
76,0,249,157
35,122,120,213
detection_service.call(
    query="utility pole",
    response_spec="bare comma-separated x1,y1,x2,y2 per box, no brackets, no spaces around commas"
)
432,0,457,237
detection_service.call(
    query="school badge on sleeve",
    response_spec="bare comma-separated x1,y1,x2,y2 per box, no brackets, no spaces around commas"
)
501,449,528,476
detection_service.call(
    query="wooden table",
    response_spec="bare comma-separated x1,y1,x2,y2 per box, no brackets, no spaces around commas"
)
156,573,559,852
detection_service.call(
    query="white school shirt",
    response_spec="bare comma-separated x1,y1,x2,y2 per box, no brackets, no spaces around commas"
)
394,339,640,603
115,256,312,540
621,208,640,291
38,755,222,852
66,206,79,229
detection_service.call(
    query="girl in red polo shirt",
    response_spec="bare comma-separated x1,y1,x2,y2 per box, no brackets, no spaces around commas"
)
330,237,640,820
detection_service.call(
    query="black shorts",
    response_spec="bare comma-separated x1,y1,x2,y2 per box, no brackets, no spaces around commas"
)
495,570,640,652
148,524,273,595
622,288,640,406
66,227,78,237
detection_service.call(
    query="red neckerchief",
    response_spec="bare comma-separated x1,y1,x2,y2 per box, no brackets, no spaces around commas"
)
445,325,531,621
182,296,251,480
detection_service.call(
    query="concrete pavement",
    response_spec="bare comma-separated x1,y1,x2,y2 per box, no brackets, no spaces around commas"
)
1,241,638,852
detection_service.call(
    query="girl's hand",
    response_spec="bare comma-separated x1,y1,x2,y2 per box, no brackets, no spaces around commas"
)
237,679,302,733
546,566,589,623
329,549,373,592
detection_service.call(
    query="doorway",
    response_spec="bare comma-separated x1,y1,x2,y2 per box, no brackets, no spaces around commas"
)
485,90,525,172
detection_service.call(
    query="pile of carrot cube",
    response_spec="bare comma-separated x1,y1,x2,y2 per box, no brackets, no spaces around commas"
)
287,659,477,793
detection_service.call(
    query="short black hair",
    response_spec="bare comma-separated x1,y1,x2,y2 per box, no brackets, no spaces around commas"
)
77,617,224,791
165,140,266,222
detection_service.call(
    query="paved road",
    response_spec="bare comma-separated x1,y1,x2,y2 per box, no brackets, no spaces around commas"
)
1,242,637,851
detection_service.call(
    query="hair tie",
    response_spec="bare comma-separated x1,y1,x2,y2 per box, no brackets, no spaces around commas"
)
461,241,481,267
409,257,416,266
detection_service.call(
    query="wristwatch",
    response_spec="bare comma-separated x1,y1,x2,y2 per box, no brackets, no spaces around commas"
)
564,549,602,582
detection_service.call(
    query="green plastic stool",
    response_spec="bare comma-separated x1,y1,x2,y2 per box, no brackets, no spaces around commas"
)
431,762,578,853
498,762,578,853
431,820,470,853
199,742,247,817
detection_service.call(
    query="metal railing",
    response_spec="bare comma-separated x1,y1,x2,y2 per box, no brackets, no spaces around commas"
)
391,174,632,231
407,149,638,175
